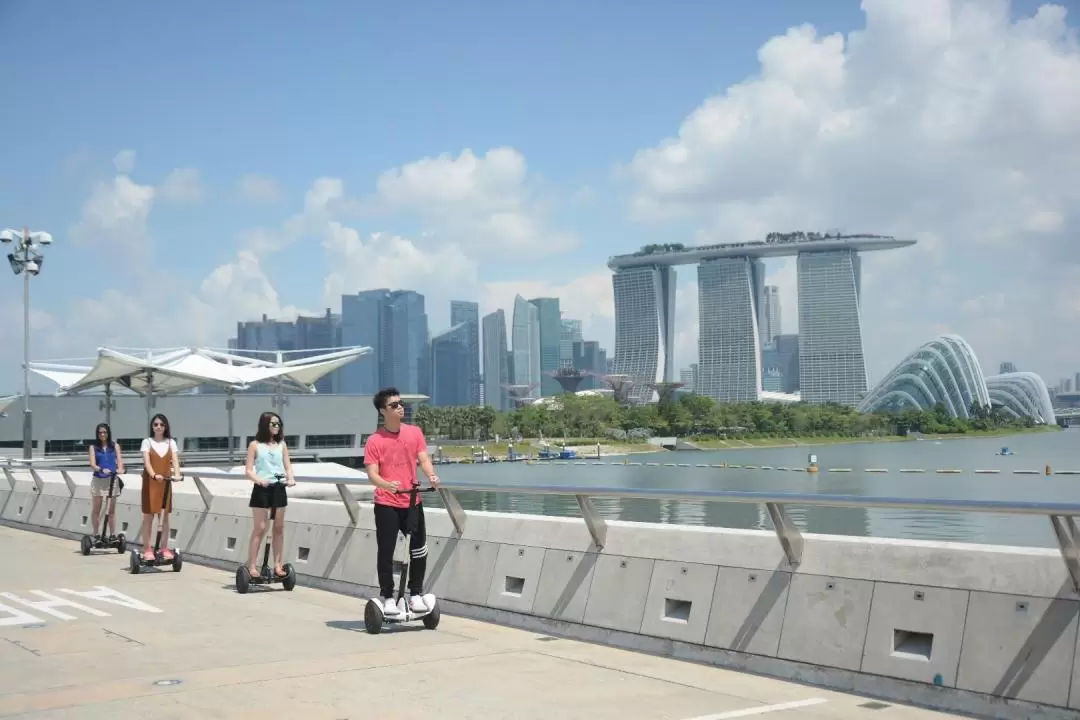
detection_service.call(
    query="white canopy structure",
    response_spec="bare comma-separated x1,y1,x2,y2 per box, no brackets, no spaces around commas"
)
29,346,370,461
30,346,368,396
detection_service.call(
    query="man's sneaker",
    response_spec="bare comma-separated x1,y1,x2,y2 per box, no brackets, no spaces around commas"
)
409,595,428,613
382,597,400,615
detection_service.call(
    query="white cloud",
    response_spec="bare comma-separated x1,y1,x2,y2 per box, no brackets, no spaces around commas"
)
238,174,283,204
159,168,203,204
68,174,156,259
113,149,136,174
623,0,1080,380
35,250,306,369
321,222,480,315
371,147,577,255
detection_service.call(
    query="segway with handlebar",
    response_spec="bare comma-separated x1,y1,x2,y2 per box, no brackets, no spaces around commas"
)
236,473,297,594
363,484,441,634
129,473,184,573
80,469,127,555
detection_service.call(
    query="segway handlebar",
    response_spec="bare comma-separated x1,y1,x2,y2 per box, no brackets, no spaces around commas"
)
391,484,438,495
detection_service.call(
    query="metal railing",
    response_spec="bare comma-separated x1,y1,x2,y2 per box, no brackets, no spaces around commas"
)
5,463,1080,593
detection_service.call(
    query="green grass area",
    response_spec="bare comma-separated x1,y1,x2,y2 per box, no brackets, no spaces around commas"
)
432,439,661,459
688,424,1060,450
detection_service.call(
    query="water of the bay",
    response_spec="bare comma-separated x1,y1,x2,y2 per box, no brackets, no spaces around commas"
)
426,430,1080,549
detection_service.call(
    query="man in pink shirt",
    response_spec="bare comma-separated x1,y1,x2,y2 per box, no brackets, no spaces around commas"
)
363,387,440,616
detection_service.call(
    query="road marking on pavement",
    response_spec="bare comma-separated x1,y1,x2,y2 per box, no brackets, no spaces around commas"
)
0,586,163,626
682,698,828,719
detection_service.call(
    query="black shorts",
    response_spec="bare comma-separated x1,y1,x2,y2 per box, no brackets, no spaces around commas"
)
249,483,288,509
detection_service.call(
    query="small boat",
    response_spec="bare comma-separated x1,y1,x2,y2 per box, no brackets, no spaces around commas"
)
995,447,1015,456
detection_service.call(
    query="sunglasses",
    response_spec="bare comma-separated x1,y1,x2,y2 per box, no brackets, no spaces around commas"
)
386,401,403,409
269,421,281,427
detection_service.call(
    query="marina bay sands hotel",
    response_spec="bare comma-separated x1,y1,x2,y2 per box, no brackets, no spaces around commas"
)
608,232,916,406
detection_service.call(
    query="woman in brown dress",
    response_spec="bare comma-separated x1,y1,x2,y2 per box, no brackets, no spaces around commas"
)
140,413,181,561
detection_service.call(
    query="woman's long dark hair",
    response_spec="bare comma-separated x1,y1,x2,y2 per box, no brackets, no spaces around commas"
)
149,413,171,439
94,422,113,449
254,411,282,444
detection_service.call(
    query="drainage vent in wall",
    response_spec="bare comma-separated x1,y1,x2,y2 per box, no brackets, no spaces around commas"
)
47,510,54,520
121,522,129,531
892,629,933,660
81,516,88,526
298,547,310,562
226,537,236,551
663,599,692,624
170,529,178,540
504,576,525,596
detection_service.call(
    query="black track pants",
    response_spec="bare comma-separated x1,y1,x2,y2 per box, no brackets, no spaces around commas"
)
374,502,427,597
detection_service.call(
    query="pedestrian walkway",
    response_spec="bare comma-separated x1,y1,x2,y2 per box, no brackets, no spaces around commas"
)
0,526,965,719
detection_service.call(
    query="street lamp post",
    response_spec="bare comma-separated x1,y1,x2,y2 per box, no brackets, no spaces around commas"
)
2,226,52,459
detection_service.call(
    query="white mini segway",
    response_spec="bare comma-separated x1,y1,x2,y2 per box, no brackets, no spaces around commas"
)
364,485,441,634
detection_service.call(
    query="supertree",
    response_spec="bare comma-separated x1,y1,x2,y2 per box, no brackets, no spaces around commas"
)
601,374,636,405
502,383,539,408
649,380,685,405
548,367,587,394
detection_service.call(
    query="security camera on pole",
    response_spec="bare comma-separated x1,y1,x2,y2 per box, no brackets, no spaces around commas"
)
1,226,53,459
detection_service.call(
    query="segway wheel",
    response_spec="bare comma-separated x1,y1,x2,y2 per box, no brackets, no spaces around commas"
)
282,563,297,591
80,535,92,556
128,549,141,574
363,599,384,635
236,565,251,594
422,600,441,630
171,550,183,572
116,533,127,554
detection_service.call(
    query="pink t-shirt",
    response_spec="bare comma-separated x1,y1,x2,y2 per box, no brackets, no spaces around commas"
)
363,424,428,509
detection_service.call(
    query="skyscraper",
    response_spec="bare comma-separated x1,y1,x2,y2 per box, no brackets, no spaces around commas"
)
529,297,562,396
797,250,867,406
431,323,470,406
339,289,428,396
697,257,764,402
450,300,481,405
611,266,676,403
560,318,582,369
340,289,389,395
382,290,429,396
482,310,510,410
511,295,541,398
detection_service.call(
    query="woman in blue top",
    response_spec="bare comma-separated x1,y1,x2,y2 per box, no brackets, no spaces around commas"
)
244,411,296,579
87,422,125,541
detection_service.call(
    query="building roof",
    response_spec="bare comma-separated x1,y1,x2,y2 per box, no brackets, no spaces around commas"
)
29,346,370,397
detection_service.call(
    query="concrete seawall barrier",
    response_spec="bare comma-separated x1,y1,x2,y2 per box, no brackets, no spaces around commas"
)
3,465,1080,720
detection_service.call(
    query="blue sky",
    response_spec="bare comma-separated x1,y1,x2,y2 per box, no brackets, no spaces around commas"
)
1,0,1077,394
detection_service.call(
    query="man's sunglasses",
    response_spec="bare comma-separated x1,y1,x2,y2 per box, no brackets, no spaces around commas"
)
385,401,403,409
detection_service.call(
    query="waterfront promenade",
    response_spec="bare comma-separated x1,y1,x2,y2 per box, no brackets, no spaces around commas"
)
3,462,1079,719
0,525,961,719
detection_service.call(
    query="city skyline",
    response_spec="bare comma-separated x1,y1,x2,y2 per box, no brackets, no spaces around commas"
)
2,1,1077,395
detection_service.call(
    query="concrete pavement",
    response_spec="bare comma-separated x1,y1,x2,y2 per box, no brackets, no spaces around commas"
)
0,525,965,719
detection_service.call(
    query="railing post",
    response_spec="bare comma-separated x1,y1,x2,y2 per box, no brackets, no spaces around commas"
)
438,487,467,536
336,483,360,525
28,468,43,495
190,474,213,511
765,502,803,568
2,466,14,490
1049,515,1080,594
576,494,607,550
59,470,76,497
